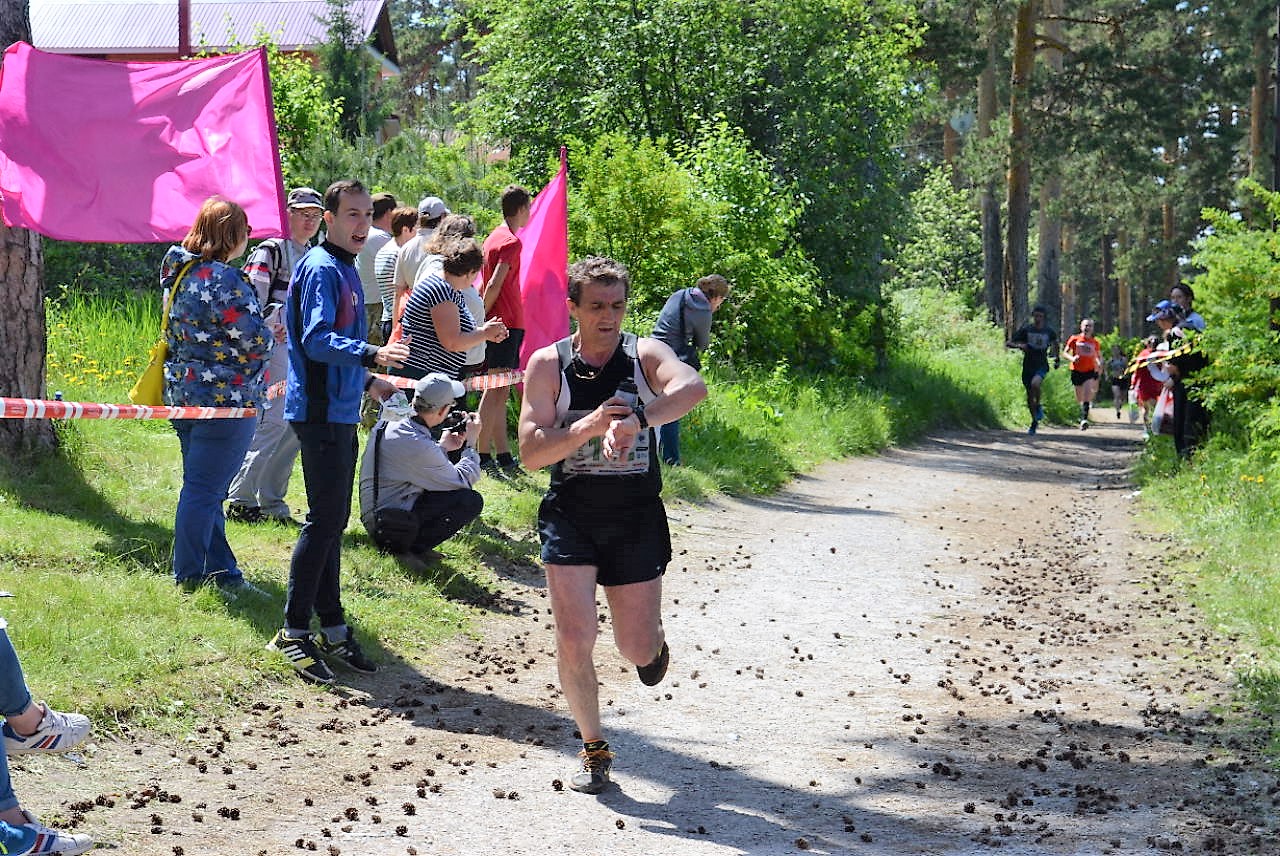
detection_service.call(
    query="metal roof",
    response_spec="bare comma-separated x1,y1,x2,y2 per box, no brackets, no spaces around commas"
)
32,1,389,55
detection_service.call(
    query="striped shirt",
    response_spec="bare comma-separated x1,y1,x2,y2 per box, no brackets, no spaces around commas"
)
374,239,399,322
401,274,474,378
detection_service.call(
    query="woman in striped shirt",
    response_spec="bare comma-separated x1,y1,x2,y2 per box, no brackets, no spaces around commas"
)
400,237,509,379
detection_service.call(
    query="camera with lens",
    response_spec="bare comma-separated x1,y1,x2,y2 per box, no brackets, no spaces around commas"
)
439,408,471,434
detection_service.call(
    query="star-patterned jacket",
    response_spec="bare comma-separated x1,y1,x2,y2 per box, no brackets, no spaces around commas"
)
160,245,273,408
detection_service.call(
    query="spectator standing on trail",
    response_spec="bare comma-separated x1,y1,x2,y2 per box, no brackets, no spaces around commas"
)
226,187,323,526
163,197,273,593
649,274,730,465
1063,318,1101,430
357,191,397,345
518,256,707,795
389,196,450,343
1006,305,1059,435
1155,289,1210,459
267,180,409,685
1169,284,1206,333
478,185,532,479
1106,344,1128,420
359,373,485,570
0,621,95,855
375,206,418,343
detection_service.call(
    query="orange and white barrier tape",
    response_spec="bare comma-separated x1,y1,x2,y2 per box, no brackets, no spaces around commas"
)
1,397,256,420
264,369,523,401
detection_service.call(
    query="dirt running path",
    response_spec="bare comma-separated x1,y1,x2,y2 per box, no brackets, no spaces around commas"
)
20,420,1280,854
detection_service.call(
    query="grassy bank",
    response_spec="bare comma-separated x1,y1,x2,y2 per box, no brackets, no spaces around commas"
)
2,293,1043,729
1133,437,1280,730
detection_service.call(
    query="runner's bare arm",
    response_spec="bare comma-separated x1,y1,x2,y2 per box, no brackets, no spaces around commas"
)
518,347,630,470
638,337,708,427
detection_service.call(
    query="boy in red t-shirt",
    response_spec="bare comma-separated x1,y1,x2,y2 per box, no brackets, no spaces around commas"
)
1062,318,1101,429
477,185,532,477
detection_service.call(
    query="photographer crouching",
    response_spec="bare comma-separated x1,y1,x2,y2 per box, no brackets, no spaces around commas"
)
359,373,485,568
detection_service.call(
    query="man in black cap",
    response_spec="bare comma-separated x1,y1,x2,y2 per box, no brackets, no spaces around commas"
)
1007,305,1060,435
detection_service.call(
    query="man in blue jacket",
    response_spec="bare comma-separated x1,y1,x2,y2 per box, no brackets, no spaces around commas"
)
268,179,411,684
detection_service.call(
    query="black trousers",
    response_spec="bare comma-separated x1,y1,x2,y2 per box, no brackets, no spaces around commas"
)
285,422,357,631
405,488,483,553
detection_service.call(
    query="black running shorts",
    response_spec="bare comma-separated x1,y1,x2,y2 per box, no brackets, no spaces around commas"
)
538,492,671,586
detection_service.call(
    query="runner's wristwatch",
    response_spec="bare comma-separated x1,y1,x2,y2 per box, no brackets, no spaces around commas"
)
634,404,648,430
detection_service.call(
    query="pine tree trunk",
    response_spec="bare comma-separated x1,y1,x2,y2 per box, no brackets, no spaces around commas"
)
0,0,54,455
978,32,1003,325
1060,225,1076,341
1100,234,1114,332
1251,28,1269,184
1002,1,1035,338
1035,0,1063,326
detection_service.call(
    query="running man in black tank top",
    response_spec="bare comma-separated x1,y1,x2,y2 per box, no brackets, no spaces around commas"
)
519,257,707,794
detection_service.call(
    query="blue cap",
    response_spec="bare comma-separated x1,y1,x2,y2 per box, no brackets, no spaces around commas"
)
1146,300,1173,322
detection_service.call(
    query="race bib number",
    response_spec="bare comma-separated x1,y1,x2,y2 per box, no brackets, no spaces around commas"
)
1076,341,1097,358
561,409,651,476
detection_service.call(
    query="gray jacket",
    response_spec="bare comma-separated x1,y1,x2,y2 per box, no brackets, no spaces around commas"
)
359,417,481,526
650,287,713,369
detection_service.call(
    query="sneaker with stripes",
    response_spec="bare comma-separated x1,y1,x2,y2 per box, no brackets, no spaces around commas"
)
7,810,93,855
1,704,90,756
267,630,335,684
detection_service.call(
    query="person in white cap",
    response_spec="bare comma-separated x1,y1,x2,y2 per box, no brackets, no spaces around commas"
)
358,373,485,568
388,196,451,342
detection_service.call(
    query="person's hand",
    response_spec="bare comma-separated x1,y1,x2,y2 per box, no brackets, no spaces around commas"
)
440,430,465,452
601,399,640,459
482,318,509,343
578,398,633,441
367,377,399,402
376,338,411,369
462,412,482,444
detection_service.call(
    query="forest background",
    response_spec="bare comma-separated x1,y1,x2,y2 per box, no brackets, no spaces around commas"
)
1,0,1280,742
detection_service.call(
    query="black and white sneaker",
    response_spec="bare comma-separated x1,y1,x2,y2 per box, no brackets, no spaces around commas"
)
317,628,378,674
267,630,335,684
570,744,614,794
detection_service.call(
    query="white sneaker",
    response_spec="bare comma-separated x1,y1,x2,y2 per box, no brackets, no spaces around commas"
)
2,704,90,755
13,810,93,855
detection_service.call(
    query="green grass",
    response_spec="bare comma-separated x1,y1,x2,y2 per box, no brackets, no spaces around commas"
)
1132,433,1280,752
4,292,1035,730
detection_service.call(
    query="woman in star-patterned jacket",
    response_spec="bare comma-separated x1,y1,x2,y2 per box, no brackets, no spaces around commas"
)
161,196,273,592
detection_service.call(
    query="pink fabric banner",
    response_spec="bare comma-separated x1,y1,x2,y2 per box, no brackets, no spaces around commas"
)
517,148,570,370
0,41,286,242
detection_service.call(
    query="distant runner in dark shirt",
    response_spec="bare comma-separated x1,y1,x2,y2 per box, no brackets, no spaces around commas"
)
1007,305,1059,435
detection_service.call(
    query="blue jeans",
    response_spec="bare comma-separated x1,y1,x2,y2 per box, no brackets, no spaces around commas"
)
0,625,33,814
285,423,358,632
659,419,681,466
171,418,258,585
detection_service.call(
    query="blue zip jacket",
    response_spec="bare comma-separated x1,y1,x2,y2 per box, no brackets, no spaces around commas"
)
284,241,380,424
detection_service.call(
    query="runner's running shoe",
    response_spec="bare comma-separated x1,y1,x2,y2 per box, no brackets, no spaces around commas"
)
2,704,89,756
636,641,670,686
267,631,335,684
570,744,614,794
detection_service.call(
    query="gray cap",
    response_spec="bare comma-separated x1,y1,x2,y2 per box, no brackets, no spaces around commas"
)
287,187,323,209
412,372,464,409
417,196,449,219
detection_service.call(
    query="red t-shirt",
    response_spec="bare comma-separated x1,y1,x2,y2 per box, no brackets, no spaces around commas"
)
481,225,523,329
1065,334,1100,373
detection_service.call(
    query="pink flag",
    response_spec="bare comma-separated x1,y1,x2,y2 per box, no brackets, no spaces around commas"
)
517,148,570,370
0,42,286,242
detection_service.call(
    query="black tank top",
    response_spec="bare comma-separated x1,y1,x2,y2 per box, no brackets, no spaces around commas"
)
548,336,661,504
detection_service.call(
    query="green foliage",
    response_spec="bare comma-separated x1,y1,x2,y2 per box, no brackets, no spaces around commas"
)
286,132,513,219
1190,179,1280,445
266,40,343,186
320,0,387,139
888,165,983,306
566,130,874,372
462,0,922,297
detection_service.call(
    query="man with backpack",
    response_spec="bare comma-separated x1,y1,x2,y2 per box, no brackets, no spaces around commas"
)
226,187,323,524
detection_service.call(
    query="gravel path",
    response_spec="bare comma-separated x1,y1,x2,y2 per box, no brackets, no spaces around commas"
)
19,420,1279,854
